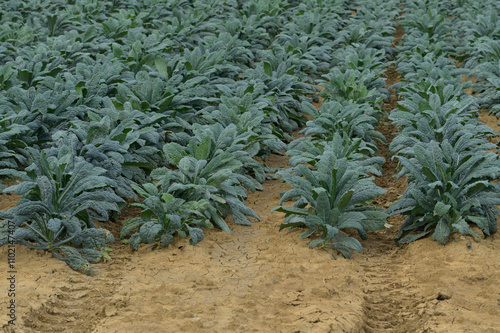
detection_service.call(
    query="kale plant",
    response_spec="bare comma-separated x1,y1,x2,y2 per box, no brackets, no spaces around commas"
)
389,115,495,157
201,91,287,159
120,183,212,250
240,63,313,138
300,101,386,148
471,60,500,115
154,137,260,230
319,68,388,107
273,151,387,258
287,133,385,176
388,141,500,245
0,148,124,274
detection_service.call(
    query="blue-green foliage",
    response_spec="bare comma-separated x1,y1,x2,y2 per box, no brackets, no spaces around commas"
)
0,148,123,274
300,101,386,148
387,0,500,246
120,183,212,250
269,0,399,257
388,141,500,245
273,152,387,259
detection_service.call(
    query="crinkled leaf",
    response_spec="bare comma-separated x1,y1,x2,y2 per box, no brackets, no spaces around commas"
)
58,246,92,276
139,222,162,244
187,226,204,245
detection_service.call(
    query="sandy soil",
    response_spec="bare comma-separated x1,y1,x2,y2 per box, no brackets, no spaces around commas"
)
2,25,500,333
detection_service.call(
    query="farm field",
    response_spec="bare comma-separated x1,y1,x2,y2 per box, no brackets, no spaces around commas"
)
2,0,500,332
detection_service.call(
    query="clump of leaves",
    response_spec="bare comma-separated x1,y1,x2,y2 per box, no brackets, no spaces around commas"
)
389,114,494,157
154,136,260,231
395,56,466,87
0,148,123,274
272,151,387,258
390,93,479,135
201,91,287,159
48,99,163,199
240,63,313,138
286,133,385,176
191,123,267,185
300,101,386,149
471,60,500,115
319,68,388,107
388,141,500,245
399,7,454,43
120,183,212,251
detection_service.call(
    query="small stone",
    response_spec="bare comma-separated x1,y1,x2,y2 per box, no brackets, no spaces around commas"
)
467,243,472,249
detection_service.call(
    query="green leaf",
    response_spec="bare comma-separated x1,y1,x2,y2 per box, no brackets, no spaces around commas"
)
195,136,212,161
187,226,204,245
361,210,388,231
206,169,232,187
142,183,159,196
308,239,324,248
139,222,162,244
162,193,175,204
155,57,168,77
78,249,104,264
160,234,175,247
467,216,487,231
58,246,92,275
434,201,451,217
432,218,451,244
47,218,62,233
210,194,227,204
314,189,331,223
129,233,141,251
279,221,306,231
120,217,145,239
336,190,354,210
452,218,480,241
300,229,316,239
264,62,273,76
331,233,362,259
271,206,309,216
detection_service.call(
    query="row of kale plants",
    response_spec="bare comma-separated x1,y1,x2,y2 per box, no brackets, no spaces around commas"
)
386,0,500,245
272,0,400,258
0,0,396,273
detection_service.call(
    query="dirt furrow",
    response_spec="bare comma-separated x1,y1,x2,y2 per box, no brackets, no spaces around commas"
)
359,249,426,333
355,18,421,332
21,254,131,332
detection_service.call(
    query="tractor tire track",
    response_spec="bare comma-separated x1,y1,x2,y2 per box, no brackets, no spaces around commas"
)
21,255,131,333
359,248,428,333
356,16,431,332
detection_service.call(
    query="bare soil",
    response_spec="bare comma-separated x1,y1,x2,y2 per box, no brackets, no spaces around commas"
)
2,23,500,333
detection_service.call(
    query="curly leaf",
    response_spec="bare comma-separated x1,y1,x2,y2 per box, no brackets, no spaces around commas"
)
187,226,204,245
58,246,93,276
139,222,162,244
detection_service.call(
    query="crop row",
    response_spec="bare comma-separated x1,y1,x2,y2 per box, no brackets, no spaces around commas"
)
386,0,500,245
272,0,400,258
